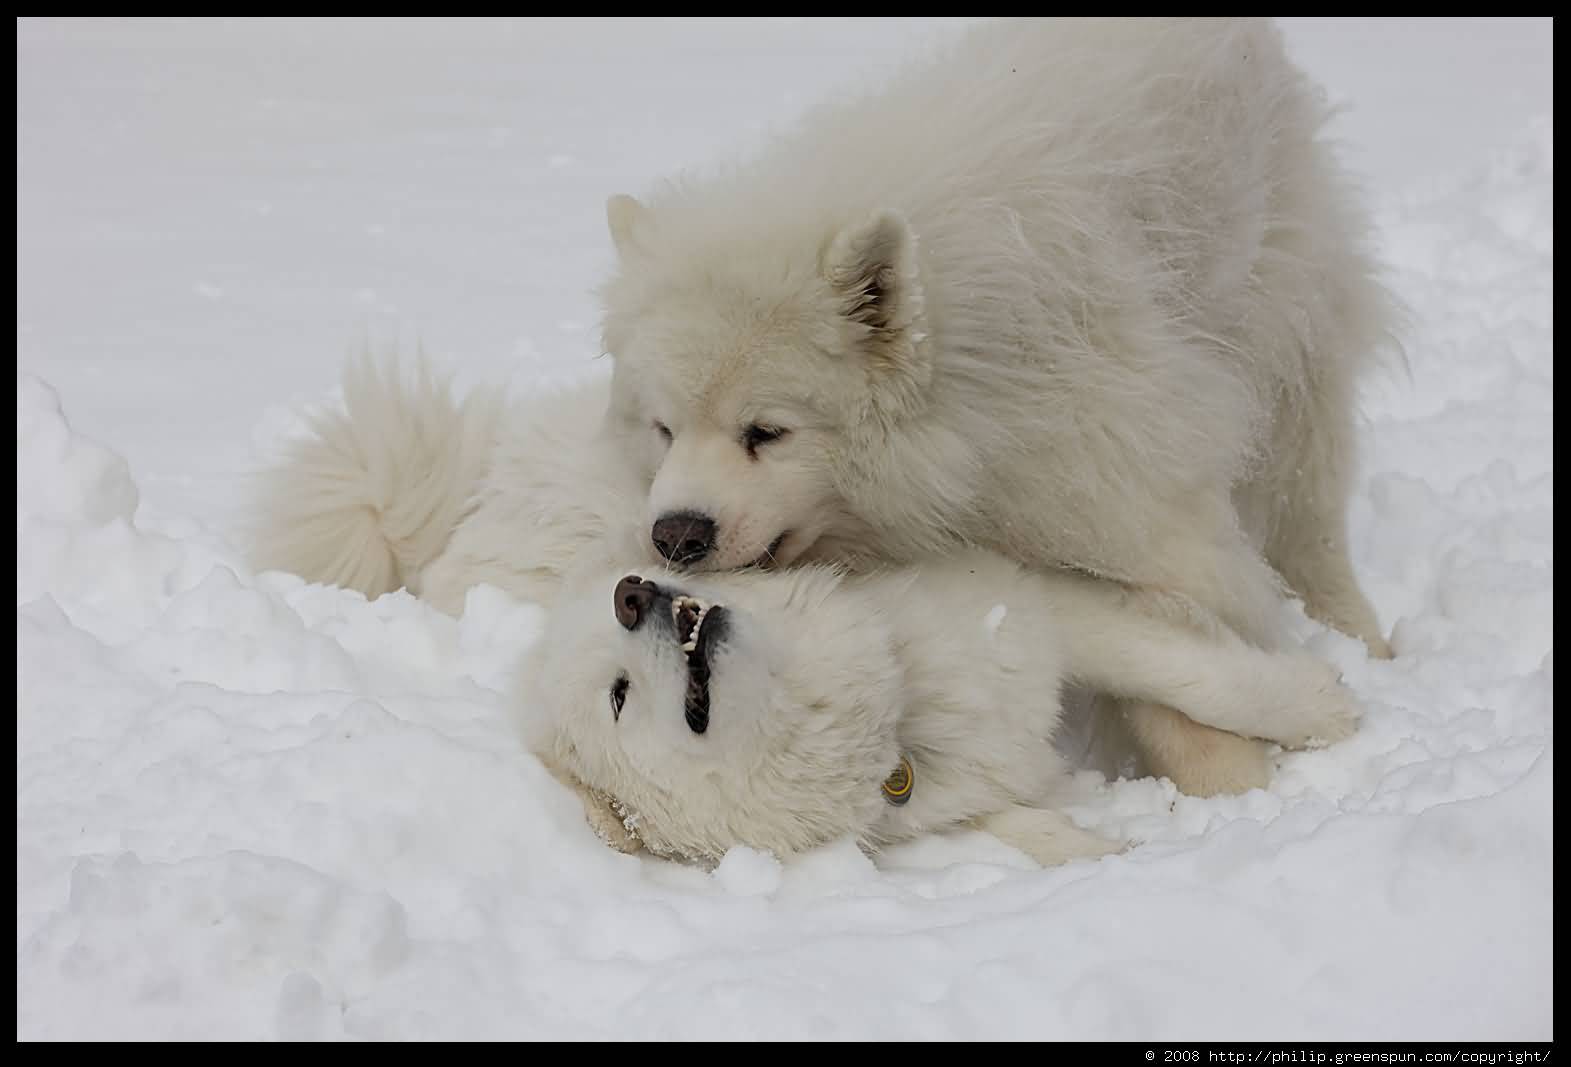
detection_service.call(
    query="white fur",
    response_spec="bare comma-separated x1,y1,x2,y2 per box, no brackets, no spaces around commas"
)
521,551,1356,866
412,373,648,616
249,362,1359,866
597,18,1398,795
249,355,501,599
249,18,1391,809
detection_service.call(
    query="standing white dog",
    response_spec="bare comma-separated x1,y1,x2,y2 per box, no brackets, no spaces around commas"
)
592,18,1396,794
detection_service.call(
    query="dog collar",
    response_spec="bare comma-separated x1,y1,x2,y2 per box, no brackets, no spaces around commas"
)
882,755,914,806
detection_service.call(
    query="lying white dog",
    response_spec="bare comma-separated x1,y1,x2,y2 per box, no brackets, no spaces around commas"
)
252,361,1356,865
523,553,1354,866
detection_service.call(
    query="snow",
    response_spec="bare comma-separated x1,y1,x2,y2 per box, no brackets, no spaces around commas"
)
17,18,1552,1041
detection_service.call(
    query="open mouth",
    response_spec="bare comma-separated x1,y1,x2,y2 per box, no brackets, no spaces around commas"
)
671,594,726,734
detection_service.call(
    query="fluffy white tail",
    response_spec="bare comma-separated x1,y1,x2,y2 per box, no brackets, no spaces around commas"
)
249,355,501,599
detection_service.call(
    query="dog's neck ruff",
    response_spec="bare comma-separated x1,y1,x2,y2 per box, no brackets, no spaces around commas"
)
591,755,916,859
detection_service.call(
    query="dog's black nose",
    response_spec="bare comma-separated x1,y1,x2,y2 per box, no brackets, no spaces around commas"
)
614,575,658,631
651,512,716,565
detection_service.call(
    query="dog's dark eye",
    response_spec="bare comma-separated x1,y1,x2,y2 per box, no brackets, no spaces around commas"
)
743,424,788,456
654,421,673,443
609,674,629,721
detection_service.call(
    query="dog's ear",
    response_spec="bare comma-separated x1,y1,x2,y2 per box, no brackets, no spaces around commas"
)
606,194,650,257
823,211,928,382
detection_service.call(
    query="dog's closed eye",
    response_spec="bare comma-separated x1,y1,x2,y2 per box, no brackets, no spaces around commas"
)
610,674,629,721
742,424,789,457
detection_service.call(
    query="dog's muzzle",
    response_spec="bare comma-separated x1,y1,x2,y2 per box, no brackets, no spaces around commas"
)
613,575,727,734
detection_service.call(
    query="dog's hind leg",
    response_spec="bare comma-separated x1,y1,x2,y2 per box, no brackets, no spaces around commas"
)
974,806,1124,867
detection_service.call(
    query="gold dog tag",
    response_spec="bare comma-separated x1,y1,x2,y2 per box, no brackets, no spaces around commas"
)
882,756,914,806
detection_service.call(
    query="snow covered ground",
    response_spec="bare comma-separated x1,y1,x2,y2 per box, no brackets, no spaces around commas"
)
17,18,1553,1041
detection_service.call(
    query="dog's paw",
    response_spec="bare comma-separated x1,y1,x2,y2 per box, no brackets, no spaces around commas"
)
1268,658,1362,750
1161,733,1273,796
1137,715,1273,797
1364,633,1395,661
977,806,1127,867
